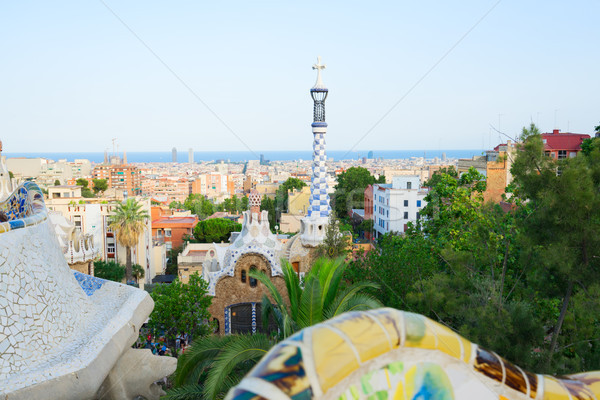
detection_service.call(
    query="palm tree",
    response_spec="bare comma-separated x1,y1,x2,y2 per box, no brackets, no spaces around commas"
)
253,257,382,338
108,198,149,284
166,257,382,400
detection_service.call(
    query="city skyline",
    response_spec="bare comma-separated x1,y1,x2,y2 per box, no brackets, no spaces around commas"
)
2,1,599,153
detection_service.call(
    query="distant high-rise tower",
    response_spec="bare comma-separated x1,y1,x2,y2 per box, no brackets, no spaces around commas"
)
172,147,177,163
300,56,332,247
104,149,108,164
188,148,194,164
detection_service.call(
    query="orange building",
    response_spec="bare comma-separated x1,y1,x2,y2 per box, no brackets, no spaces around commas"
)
93,164,142,197
151,215,199,251
191,174,234,198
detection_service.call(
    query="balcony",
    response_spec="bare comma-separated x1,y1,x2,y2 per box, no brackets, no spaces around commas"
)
178,255,205,266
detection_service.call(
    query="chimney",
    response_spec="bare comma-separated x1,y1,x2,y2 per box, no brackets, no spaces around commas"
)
553,129,560,135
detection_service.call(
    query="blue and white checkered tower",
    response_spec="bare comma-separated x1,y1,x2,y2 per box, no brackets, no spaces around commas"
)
300,56,332,247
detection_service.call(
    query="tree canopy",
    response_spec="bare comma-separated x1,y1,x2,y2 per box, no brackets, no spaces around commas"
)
92,178,108,193
148,273,212,343
333,167,384,218
347,127,600,374
194,218,241,243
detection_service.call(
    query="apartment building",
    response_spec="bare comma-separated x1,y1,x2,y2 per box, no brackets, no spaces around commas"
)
371,176,428,238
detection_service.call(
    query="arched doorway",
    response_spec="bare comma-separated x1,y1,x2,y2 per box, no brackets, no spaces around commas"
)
226,302,278,335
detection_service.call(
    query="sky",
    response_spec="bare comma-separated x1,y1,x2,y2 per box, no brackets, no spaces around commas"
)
1,1,599,153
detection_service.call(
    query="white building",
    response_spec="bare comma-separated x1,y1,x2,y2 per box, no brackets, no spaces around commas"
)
46,195,165,284
372,175,428,238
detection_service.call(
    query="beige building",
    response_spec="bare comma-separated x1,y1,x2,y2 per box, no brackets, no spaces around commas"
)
177,242,223,284
279,186,311,233
46,195,164,284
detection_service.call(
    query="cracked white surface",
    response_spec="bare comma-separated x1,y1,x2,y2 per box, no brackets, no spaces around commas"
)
0,219,151,398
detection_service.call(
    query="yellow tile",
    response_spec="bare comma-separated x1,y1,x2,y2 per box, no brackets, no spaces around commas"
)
404,313,436,350
312,326,360,392
392,380,406,400
567,372,600,396
543,377,570,400
428,320,462,360
369,309,402,349
0,223,8,233
329,312,391,363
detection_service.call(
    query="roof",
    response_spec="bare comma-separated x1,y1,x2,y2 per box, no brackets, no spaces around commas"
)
152,216,198,227
542,131,590,152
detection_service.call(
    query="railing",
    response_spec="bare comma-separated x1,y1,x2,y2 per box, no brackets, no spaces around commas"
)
178,256,205,266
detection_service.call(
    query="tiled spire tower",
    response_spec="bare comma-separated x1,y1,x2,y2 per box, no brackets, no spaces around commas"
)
300,57,331,247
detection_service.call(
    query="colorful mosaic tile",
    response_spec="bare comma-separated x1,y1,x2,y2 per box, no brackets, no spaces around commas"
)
0,181,47,233
227,309,600,400
73,271,107,296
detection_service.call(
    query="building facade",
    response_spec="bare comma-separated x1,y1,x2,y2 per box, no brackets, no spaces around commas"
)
371,176,428,238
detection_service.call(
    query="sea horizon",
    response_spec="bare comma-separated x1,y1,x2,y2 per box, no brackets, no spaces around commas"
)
3,149,483,163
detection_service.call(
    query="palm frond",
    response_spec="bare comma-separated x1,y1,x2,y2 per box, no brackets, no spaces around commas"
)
163,384,204,400
297,278,323,329
324,282,382,319
249,269,286,309
173,335,235,387
280,259,301,320
204,334,274,400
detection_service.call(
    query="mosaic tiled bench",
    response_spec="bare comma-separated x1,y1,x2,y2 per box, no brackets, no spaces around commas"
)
227,308,600,400
0,182,176,400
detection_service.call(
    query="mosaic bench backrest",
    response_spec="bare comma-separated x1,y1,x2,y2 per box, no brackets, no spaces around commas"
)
0,181,47,233
227,308,600,400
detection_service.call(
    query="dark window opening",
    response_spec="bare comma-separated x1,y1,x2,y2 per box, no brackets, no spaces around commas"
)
249,266,257,287
241,270,246,283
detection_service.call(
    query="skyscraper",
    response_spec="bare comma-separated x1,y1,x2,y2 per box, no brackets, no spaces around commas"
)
300,57,331,247
188,148,194,164
172,147,177,163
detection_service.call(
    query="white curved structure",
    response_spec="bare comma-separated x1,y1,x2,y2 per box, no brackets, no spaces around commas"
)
49,211,99,265
0,182,176,400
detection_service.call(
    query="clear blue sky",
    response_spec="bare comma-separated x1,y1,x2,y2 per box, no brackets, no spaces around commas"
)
1,1,598,153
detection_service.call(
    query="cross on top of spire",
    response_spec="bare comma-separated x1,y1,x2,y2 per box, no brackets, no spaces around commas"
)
312,56,327,89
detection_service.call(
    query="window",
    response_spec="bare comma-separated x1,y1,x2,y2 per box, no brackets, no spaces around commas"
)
417,212,420,220
107,243,115,253
558,150,567,160
407,182,412,189
249,266,257,287
404,212,408,219
404,200,408,207
417,200,422,207
241,270,247,283
165,229,172,237
386,210,389,217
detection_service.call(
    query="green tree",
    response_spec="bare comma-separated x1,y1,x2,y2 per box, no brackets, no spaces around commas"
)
260,195,276,230
108,199,150,283
511,123,600,370
132,263,145,282
54,179,60,186
333,167,384,218
167,258,381,400
276,177,307,213
76,178,94,198
194,218,241,243
166,246,183,275
254,258,382,337
315,213,350,259
93,260,125,282
92,178,108,194
8,171,13,179
148,273,212,344
170,200,184,209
